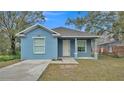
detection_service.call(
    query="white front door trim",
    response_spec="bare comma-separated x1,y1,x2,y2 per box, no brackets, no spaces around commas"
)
63,40,70,56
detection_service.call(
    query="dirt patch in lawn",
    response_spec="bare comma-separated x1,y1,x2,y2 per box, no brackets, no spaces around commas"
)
0,60,19,69
38,55,124,81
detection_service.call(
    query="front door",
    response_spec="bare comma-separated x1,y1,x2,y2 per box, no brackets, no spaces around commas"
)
63,40,70,56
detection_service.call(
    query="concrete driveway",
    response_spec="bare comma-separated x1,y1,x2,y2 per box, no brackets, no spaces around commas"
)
0,60,49,81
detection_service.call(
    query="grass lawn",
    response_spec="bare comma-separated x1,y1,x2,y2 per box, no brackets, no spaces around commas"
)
39,55,124,81
0,55,20,62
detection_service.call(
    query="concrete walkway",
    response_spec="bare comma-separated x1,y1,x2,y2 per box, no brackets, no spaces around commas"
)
0,60,49,81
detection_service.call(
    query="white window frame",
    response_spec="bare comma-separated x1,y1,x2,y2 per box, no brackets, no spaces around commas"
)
32,37,45,54
77,40,87,53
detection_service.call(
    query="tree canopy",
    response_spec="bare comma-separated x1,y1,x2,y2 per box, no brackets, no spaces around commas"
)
112,12,124,41
65,11,117,33
0,11,45,55
65,17,86,30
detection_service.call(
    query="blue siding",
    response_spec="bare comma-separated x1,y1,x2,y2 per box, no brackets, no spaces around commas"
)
58,38,75,57
21,27,93,59
58,38,92,58
70,39,75,57
58,39,63,57
21,28,58,60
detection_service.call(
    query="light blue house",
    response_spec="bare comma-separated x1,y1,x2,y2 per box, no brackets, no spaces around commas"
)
16,24,99,60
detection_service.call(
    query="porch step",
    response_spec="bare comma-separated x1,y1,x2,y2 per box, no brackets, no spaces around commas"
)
62,57,79,64
51,57,79,64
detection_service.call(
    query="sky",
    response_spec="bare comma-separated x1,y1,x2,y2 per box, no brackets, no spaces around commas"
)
42,11,88,30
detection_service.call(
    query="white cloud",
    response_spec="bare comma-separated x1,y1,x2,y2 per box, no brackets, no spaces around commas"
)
44,17,48,21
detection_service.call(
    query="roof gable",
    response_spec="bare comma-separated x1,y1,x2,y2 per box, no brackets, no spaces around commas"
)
16,24,60,37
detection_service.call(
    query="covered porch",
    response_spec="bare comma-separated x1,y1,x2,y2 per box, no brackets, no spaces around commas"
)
57,38,98,59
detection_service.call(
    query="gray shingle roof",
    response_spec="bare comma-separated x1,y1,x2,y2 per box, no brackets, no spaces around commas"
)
52,27,99,38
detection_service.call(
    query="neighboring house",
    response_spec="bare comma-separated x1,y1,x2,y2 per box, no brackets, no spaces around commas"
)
98,40,122,54
97,31,124,54
16,24,99,60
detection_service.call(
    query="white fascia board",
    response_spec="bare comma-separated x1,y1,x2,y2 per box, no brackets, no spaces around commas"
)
52,34,61,37
60,36,100,38
16,24,60,37
37,24,60,35
15,33,25,37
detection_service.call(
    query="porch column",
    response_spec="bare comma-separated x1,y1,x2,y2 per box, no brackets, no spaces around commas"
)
94,39,98,59
74,38,78,59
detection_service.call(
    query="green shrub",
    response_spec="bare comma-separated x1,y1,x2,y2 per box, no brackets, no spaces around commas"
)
0,54,20,62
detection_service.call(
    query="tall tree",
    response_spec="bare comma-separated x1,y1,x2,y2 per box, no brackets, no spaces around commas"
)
65,11,117,33
112,12,124,41
0,11,45,55
85,12,117,33
65,16,86,30
0,31,10,54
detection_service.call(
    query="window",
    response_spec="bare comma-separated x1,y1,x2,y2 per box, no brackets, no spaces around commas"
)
33,37,45,54
77,40,86,52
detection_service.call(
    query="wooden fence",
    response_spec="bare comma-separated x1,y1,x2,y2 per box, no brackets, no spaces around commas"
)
112,46,124,57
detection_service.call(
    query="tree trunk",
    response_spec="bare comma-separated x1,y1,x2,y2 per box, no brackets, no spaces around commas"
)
10,35,16,55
